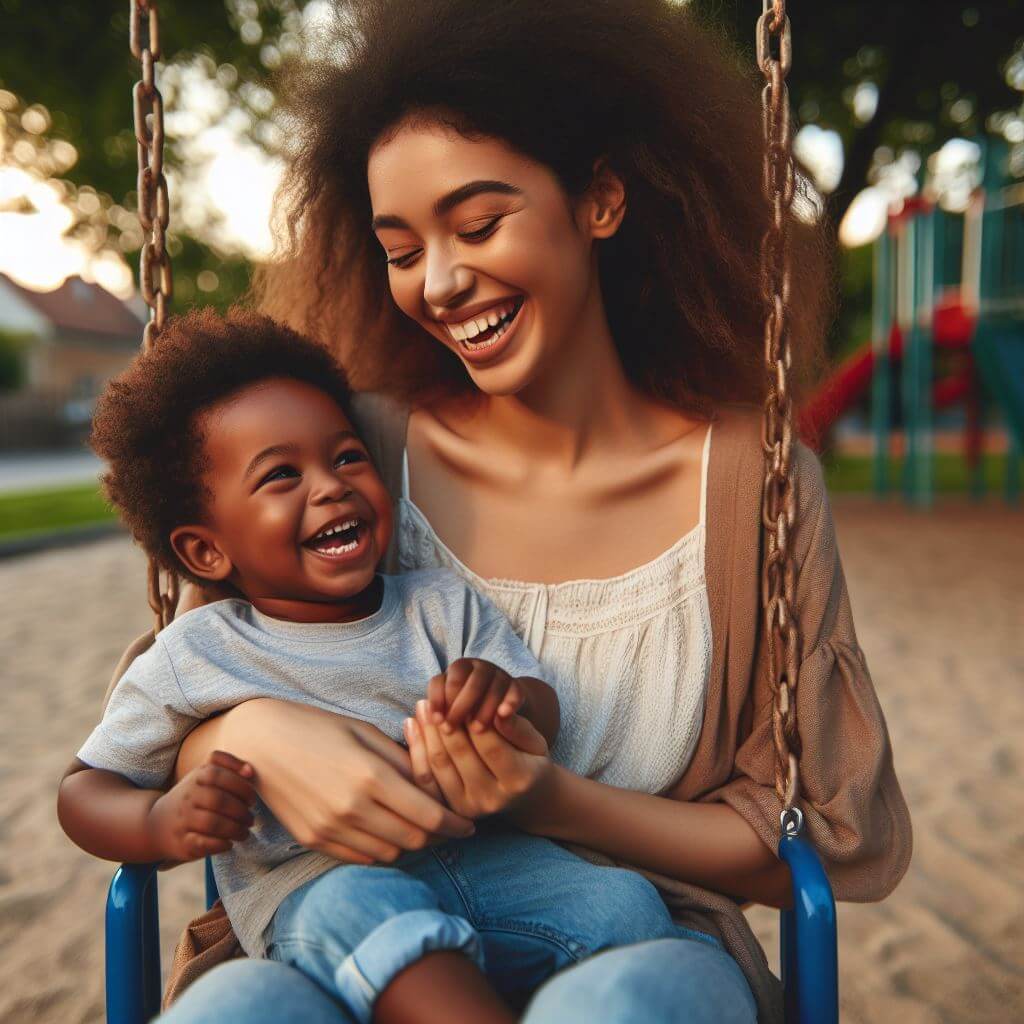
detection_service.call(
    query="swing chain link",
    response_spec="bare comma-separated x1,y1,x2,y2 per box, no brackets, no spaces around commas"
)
756,0,802,822
131,0,179,632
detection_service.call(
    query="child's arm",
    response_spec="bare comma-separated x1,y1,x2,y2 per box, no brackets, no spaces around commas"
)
58,750,256,863
426,658,559,748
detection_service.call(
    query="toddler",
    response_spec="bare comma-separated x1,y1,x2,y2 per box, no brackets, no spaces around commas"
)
58,310,680,1023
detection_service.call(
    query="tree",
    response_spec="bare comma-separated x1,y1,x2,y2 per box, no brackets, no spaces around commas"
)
0,1,310,307
691,1,1024,225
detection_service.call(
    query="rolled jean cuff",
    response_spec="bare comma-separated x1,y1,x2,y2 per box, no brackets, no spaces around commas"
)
336,910,483,1023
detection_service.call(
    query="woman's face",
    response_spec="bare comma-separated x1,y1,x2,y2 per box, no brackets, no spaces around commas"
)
367,120,606,396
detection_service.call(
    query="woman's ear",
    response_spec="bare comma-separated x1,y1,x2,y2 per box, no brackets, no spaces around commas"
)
583,158,627,240
170,525,234,582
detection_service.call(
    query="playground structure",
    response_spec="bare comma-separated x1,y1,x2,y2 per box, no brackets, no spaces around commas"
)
799,136,1024,506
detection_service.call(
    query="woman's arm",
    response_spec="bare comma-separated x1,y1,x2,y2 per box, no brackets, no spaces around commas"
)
176,699,477,865
514,767,793,908
407,710,792,907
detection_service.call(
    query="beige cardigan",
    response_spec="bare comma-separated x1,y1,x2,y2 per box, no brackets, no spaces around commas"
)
126,397,912,1021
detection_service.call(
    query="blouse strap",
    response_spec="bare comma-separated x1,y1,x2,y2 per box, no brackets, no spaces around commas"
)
699,422,713,529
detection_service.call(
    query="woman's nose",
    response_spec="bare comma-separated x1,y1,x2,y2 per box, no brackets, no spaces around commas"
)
423,245,474,311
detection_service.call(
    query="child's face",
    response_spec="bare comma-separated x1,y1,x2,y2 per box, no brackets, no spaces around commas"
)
367,120,619,399
181,377,393,608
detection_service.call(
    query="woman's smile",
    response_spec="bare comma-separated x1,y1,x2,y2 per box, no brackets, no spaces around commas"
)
438,297,527,365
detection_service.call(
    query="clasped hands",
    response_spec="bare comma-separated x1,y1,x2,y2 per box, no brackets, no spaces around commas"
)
403,657,552,821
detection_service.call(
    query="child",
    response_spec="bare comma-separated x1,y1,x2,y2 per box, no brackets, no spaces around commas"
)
58,310,682,1024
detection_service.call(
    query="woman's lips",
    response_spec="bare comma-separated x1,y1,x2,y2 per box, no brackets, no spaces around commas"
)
453,298,526,366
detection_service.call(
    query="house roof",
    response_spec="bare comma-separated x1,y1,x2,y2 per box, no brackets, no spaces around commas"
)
0,273,144,341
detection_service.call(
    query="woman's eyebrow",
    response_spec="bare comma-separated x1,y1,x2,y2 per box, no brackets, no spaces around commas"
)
433,180,522,216
371,180,522,232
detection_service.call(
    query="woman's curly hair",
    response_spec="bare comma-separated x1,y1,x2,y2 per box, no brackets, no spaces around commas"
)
90,308,352,581
255,0,835,417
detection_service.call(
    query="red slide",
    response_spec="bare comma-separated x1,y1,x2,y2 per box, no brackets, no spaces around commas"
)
799,299,976,450
798,337,882,450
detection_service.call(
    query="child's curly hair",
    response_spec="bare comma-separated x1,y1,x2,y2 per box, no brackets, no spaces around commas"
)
90,308,353,581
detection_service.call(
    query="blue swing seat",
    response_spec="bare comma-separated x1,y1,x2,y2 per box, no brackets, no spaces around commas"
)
104,832,837,1024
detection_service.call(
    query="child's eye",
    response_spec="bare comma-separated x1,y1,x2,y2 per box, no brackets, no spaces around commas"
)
335,449,366,467
258,465,298,487
459,217,501,242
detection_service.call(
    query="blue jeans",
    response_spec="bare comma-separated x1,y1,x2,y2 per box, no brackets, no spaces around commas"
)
161,826,756,1023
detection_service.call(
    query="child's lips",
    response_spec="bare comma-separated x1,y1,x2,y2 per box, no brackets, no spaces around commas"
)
303,514,364,547
303,521,372,563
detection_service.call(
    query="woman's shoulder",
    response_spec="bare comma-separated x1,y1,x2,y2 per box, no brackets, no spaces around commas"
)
710,401,826,492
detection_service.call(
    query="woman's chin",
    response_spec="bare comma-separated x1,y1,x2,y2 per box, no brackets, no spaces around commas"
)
461,339,547,397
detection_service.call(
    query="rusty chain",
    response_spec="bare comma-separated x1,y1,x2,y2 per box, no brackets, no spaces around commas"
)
131,0,179,632
756,0,802,821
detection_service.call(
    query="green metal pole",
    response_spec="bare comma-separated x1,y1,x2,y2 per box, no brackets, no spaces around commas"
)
899,217,917,502
1006,427,1021,504
915,200,935,507
871,222,893,496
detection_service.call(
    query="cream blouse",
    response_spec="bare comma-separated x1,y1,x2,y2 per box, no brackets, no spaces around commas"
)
396,423,714,795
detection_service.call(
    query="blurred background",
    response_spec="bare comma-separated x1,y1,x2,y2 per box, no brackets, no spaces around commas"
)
0,3,1021,1023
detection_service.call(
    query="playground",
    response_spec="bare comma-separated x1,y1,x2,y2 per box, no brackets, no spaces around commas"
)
803,135,1024,506
2,498,1021,1024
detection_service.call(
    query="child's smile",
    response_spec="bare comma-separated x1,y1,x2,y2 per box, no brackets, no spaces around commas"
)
175,377,394,623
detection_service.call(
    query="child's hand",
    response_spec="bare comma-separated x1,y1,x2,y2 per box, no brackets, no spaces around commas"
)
146,750,257,862
427,658,526,735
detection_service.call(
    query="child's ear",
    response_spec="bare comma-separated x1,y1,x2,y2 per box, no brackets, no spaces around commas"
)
170,525,234,582
582,158,627,240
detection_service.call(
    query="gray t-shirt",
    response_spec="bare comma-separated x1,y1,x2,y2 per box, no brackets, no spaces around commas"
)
78,569,545,955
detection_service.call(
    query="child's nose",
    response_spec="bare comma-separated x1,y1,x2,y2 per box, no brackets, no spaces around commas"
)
309,470,352,504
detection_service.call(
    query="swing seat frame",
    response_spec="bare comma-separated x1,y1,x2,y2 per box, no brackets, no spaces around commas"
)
104,835,837,1024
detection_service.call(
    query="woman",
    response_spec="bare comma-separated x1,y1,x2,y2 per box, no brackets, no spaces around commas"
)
154,1,911,1021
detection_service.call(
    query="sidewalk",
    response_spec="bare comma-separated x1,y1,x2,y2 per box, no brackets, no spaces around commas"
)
0,451,103,494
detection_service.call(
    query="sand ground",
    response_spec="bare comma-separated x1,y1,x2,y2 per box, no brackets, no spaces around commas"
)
1,498,1021,1023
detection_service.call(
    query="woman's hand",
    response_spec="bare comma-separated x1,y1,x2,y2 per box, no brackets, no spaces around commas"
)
404,700,557,823
176,700,475,865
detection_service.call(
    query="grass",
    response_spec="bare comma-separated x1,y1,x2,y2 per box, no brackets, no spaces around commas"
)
0,454,1016,544
0,482,117,540
823,452,1022,495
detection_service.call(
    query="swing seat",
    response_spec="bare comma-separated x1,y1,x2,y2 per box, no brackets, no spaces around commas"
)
104,837,837,1024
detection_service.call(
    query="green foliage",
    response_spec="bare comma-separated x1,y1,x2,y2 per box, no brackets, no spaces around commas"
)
0,482,116,539
834,244,874,362
691,1,1024,219
0,2,310,309
0,330,29,392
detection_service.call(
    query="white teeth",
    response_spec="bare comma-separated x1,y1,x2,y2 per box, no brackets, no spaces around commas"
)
318,540,359,555
313,519,359,541
440,299,522,343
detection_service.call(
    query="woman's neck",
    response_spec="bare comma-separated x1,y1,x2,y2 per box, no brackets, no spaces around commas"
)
474,281,682,470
